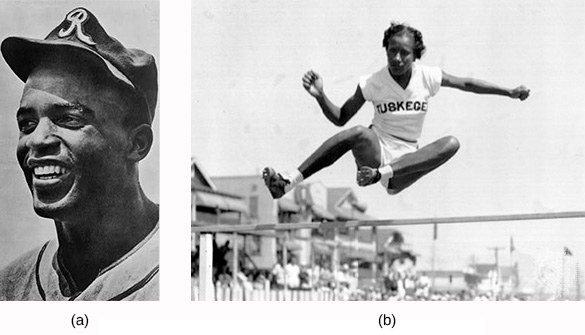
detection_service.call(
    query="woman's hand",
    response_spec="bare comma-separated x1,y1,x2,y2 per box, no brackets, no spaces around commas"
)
302,70,324,98
510,85,530,101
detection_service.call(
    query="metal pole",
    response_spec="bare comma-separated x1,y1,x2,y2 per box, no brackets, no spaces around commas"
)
431,236,436,288
431,223,438,288
333,227,339,300
283,231,289,300
198,233,214,301
371,226,377,285
232,232,239,297
310,241,315,289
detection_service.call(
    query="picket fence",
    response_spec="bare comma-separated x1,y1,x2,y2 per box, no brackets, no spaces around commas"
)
193,284,340,301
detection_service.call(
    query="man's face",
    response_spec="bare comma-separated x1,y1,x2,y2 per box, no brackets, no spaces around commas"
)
16,59,133,219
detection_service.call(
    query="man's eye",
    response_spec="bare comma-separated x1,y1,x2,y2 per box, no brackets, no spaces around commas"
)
58,115,84,128
18,120,37,134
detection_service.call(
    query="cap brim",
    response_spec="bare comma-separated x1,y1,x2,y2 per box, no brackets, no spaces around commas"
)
1,36,134,88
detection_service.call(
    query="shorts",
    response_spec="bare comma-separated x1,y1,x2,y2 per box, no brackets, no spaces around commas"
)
370,126,418,192
371,126,418,167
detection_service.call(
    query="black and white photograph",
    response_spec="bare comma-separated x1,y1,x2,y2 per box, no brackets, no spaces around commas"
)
0,1,160,301
192,0,585,303
3,0,585,332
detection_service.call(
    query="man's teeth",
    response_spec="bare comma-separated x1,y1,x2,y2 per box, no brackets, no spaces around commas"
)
33,165,69,179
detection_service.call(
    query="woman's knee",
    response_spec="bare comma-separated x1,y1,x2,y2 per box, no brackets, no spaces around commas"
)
346,126,380,166
386,186,403,195
440,135,460,155
385,176,412,195
347,125,376,144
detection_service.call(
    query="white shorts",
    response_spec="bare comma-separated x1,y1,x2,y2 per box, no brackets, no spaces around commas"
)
370,127,418,192
371,127,418,167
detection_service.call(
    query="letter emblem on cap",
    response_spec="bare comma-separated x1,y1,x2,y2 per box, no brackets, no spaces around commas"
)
58,8,96,46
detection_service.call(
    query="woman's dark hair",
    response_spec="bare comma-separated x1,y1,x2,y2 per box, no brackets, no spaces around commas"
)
382,22,426,60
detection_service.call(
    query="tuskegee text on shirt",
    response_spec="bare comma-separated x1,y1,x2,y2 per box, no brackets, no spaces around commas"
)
375,100,428,114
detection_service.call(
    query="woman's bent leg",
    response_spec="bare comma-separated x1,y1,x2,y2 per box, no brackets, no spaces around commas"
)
387,136,460,194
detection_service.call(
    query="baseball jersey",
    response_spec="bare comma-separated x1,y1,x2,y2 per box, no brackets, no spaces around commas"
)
359,63,442,143
0,223,159,301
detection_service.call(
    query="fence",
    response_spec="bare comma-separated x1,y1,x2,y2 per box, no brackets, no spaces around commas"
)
193,284,339,301
192,211,585,301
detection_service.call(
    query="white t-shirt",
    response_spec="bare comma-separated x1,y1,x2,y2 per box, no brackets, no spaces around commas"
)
359,63,442,143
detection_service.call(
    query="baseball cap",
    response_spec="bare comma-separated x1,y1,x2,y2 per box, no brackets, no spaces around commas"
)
1,7,157,125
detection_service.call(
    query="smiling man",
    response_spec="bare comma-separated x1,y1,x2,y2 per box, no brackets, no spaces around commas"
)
0,7,159,301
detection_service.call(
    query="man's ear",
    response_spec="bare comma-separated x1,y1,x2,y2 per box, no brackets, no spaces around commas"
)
127,124,154,162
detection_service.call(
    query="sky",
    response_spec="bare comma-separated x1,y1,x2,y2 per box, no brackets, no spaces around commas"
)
0,0,159,267
192,0,585,285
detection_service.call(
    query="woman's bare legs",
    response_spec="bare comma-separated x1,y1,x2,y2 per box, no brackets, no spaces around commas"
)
263,125,381,198
264,129,460,198
384,136,460,194
299,125,381,178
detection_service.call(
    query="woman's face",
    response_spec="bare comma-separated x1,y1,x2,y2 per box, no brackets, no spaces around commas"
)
386,33,415,77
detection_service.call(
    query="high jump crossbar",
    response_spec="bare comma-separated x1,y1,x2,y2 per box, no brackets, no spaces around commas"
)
192,211,585,234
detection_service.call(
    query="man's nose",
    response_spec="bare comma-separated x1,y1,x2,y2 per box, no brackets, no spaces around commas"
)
25,118,60,155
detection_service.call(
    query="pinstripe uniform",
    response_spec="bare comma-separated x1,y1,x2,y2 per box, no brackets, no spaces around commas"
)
0,224,158,301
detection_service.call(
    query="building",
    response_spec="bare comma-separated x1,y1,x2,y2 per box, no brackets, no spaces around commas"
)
191,157,248,226
211,175,280,269
191,158,250,273
472,263,518,294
